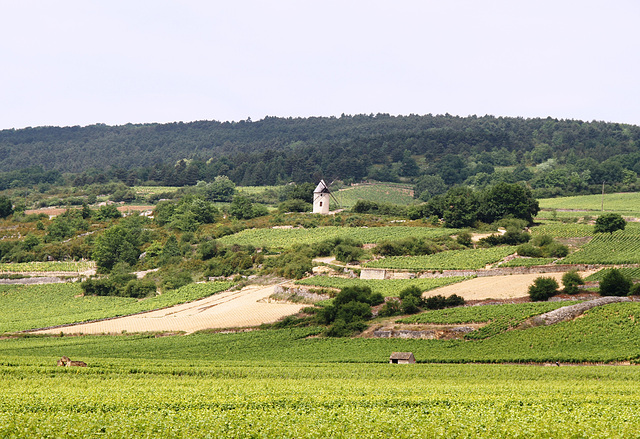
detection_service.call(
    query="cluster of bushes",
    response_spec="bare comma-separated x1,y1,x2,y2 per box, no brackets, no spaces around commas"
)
517,235,569,259
594,213,626,234
81,264,157,298
262,237,365,279
374,236,455,257
154,195,219,232
528,270,585,301
599,269,640,297
228,195,268,220
352,200,408,217
315,286,384,337
203,243,262,278
379,286,464,317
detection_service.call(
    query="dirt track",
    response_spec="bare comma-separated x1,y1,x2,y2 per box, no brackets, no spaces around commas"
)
34,284,306,335
424,271,595,301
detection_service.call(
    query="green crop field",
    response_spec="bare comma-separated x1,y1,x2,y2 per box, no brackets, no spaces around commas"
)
530,221,640,238
218,225,455,248
399,301,580,339
294,276,469,297
364,246,516,271
3,360,640,438
539,192,640,213
529,223,596,238
133,186,180,195
4,302,640,364
336,183,415,207
563,229,640,265
586,267,640,282
0,261,95,273
236,185,284,195
500,257,557,267
4,300,640,437
0,281,233,333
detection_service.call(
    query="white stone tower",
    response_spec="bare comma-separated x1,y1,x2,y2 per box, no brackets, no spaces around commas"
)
313,180,331,214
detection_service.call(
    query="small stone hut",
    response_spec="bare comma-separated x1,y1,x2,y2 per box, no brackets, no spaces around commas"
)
389,352,416,364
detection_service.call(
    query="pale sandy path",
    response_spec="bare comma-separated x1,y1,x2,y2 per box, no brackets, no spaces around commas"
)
423,271,595,301
35,284,305,335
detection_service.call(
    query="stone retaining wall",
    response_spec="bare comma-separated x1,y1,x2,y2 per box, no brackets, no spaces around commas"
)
530,296,632,326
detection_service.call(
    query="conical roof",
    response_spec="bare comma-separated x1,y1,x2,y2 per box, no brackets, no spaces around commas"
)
314,180,330,193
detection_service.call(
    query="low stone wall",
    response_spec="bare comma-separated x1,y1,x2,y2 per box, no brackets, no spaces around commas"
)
530,296,631,326
417,264,599,279
272,285,331,302
360,268,386,280
373,326,475,339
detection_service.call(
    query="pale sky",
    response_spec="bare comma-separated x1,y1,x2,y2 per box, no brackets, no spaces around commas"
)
1,1,639,129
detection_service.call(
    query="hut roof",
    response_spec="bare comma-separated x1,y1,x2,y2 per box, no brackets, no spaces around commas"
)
314,180,330,193
390,352,414,360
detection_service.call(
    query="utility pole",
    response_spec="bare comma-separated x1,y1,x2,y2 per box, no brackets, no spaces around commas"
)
601,181,605,212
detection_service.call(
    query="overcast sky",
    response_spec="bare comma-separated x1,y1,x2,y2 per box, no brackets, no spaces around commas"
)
1,1,639,129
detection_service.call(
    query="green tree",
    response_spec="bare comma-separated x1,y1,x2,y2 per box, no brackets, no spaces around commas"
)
93,226,140,272
442,186,478,228
562,270,584,295
0,196,13,218
480,182,540,224
414,174,447,201
599,269,632,296
594,213,626,234
528,277,559,301
400,150,420,177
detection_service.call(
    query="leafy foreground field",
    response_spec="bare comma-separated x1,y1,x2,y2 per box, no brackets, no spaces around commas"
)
2,361,640,438
4,302,640,437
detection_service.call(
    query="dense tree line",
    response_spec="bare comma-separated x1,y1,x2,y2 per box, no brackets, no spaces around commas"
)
2,114,640,196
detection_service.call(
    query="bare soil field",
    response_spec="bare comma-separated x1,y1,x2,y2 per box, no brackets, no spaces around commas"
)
34,284,306,335
424,271,595,301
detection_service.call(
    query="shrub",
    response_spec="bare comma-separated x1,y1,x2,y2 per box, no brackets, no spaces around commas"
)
378,299,402,317
456,232,473,247
402,295,422,314
599,269,632,296
544,242,569,258
594,213,626,234
517,243,543,258
278,199,311,213
629,283,640,296
445,294,465,307
562,270,584,295
124,279,157,298
528,276,559,301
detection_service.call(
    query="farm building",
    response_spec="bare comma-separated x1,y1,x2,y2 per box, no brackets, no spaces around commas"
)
389,352,416,364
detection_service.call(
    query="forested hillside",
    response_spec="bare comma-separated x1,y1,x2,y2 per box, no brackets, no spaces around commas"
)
2,114,640,197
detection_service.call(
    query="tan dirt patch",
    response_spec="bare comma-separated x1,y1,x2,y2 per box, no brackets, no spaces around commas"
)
34,284,306,335
424,271,595,301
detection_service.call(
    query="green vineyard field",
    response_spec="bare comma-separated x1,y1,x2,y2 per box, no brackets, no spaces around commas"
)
0,261,95,273
563,229,640,264
2,361,640,438
0,281,233,333
294,276,469,297
218,226,455,248
363,246,516,271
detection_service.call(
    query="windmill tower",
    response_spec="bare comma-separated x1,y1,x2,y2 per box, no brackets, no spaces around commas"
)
313,180,338,214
